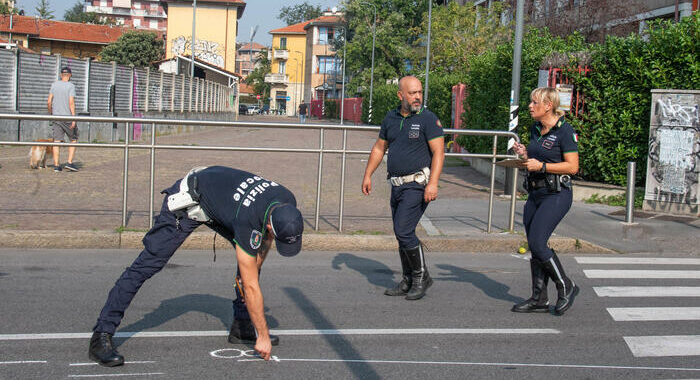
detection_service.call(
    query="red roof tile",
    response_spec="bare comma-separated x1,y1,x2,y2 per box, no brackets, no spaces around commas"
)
269,20,310,35
0,14,40,35
303,15,344,29
239,42,265,50
0,15,144,45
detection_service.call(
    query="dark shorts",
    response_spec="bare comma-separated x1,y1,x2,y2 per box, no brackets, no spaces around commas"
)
52,121,78,141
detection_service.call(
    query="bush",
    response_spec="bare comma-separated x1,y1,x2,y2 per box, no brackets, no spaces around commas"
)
324,99,339,119
361,83,399,125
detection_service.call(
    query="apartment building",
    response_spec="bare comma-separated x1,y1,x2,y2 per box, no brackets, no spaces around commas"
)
303,11,344,104
84,0,167,31
235,41,265,78
266,20,309,115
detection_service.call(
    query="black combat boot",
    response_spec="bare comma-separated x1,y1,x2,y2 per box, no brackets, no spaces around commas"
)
88,331,124,367
541,251,579,315
512,258,550,313
384,248,413,296
404,243,433,300
228,319,280,346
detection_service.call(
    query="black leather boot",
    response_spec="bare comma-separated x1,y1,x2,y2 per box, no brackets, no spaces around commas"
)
384,248,413,296
404,243,433,300
88,331,124,367
512,258,550,313
228,319,279,346
542,251,579,315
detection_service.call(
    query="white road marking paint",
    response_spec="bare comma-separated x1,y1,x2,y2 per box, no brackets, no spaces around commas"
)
624,336,700,357
67,373,165,378
0,328,559,341
594,286,700,297
69,361,155,366
0,360,47,365
607,307,700,321
419,215,440,236
576,257,700,265
510,254,531,261
233,357,700,372
584,270,700,279
210,348,257,359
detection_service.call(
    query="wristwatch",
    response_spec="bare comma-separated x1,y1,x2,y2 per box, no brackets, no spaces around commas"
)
540,162,547,173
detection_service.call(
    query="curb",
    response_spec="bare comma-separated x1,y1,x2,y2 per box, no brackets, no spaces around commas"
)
0,230,614,253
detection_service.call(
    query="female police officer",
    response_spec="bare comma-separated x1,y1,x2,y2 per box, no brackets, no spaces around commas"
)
511,87,579,316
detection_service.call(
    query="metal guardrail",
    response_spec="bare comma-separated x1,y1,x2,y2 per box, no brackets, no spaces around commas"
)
0,113,521,233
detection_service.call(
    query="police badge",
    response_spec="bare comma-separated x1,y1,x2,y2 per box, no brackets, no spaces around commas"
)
250,230,263,249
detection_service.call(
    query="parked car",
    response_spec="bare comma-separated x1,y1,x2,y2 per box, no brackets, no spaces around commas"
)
238,104,248,114
247,105,260,115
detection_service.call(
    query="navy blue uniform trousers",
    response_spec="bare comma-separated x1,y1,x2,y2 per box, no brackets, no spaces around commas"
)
523,187,572,262
390,182,428,249
93,180,249,334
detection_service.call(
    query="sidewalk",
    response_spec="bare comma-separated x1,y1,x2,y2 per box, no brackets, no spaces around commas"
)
1,116,697,254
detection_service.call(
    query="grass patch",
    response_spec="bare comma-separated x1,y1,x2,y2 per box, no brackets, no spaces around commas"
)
350,230,386,235
1,224,19,229
444,156,471,167
584,189,644,208
116,226,148,233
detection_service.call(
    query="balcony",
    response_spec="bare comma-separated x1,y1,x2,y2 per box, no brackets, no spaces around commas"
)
273,49,289,60
264,73,289,84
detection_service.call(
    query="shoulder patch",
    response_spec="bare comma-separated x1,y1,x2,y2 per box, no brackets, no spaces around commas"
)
436,119,442,128
573,133,579,143
250,230,262,250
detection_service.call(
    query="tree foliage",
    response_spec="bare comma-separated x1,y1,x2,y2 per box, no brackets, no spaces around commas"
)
35,0,54,19
100,31,164,67
278,2,322,26
0,2,23,15
245,50,272,103
64,1,113,24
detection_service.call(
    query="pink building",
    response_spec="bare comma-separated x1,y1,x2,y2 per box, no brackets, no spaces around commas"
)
84,0,167,31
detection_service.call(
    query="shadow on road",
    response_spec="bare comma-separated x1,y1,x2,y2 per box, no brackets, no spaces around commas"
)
434,264,524,304
331,252,395,289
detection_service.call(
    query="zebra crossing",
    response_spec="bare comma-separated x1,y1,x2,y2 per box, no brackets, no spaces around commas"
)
576,256,700,358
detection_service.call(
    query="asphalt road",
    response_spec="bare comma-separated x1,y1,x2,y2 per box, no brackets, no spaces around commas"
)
1,249,699,379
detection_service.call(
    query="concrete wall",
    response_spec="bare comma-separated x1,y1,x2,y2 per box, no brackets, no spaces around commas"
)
0,111,237,143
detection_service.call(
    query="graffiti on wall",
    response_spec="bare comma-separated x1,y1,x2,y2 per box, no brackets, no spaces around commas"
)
171,36,224,68
645,92,700,214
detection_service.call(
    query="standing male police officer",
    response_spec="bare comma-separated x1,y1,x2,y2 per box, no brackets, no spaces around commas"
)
89,166,303,366
362,76,445,300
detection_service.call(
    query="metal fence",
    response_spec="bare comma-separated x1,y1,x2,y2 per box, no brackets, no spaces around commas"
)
0,49,235,113
0,113,520,233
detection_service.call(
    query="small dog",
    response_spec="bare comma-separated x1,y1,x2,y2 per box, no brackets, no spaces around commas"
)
29,139,55,169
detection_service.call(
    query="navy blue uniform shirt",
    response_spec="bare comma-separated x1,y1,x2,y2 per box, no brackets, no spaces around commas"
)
379,107,444,177
193,166,296,257
527,116,578,164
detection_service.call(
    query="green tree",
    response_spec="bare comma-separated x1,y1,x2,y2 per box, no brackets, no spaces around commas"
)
245,50,272,103
0,2,22,15
278,2,322,26
64,1,113,24
100,31,164,67
35,0,54,19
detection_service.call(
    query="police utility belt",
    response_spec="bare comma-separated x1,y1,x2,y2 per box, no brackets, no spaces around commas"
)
526,173,572,192
166,166,211,222
389,167,430,187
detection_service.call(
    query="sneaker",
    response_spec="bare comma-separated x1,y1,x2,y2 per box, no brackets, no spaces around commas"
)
54,165,62,172
64,163,79,172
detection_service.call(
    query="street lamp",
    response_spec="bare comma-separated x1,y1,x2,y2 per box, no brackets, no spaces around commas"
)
293,49,305,116
359,1,376,123
190,0,197,77
424,0,432,107
291,56,301,117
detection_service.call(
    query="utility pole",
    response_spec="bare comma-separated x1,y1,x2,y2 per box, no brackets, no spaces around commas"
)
423,0,432,107
190,0,197,78
505,0,524,195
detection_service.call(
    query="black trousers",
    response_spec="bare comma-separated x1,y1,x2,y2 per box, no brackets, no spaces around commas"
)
523,187,572,262
390,182,428,249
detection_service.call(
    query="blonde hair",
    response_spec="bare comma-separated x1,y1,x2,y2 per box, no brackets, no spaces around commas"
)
531,87,565,117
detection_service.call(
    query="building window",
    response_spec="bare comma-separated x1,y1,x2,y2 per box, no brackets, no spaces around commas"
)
149,19,158,29
133,18,141,27
99,0,107,7
279,37,287,50
150,2,157,10
134,1,140,9
317,26,334,45
279,61,286,74
317,56,341,74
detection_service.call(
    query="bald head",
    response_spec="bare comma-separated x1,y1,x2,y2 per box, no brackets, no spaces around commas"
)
397,76,423,115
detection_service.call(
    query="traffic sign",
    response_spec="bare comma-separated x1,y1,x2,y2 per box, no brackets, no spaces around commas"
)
286,96,291,101
256,95,261,100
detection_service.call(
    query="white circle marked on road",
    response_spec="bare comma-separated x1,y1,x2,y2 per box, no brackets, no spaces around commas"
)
209,348,256,359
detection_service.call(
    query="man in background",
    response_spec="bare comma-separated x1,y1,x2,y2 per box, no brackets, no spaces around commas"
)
47,66,78,172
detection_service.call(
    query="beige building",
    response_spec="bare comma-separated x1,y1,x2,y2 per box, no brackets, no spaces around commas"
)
303,11,344,104
267,19,309,115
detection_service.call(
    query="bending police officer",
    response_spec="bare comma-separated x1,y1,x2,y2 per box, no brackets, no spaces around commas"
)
362,75,445,300
512,88,579,315
89,166,303,365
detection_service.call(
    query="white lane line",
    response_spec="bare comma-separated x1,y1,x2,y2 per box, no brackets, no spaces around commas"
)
0,360,47,365
576,257,700,265
236,357,700,372
70,361,156,366
594,286,700,297
419,215,441,236
0,328,560,341
68,373,165,378
624,336,700,357
584,270,700,279
608,307,700,321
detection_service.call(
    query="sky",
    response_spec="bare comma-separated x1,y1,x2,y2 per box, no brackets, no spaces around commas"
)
15,0,341,46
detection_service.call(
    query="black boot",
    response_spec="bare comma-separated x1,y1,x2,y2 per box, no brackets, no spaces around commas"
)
228,319,280,346
404,243,433,300
512,258,550,313
384,248,412,296
88,331,124,367
542,251,579,315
